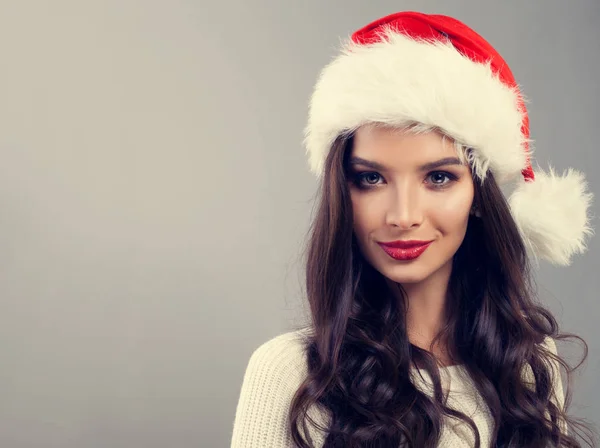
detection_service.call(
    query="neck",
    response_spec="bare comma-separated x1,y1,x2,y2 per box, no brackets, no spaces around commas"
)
387,261,454,361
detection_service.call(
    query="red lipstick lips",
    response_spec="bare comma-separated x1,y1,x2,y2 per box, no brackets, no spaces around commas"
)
377,240,433,261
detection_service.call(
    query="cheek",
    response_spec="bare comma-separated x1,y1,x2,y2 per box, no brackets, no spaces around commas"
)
429,187,473,228
350,195,382,248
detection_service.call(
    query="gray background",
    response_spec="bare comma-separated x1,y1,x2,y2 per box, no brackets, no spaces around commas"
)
0,1,597,447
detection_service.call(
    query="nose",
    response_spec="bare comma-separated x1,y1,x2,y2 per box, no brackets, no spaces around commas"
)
385,182,424,230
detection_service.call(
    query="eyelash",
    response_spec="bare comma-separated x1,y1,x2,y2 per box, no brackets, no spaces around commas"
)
351,171,458,190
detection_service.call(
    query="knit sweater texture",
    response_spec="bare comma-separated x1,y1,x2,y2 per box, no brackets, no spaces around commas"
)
231,328,565,447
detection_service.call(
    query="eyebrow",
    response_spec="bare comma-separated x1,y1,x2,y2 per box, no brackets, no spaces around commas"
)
348,156,464,172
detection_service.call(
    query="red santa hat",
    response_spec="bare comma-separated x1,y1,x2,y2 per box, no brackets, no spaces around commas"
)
304,11,593,266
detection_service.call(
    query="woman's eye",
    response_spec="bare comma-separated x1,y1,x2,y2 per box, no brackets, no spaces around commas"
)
362,173,381,184
351,172,383,187
428,171,455,186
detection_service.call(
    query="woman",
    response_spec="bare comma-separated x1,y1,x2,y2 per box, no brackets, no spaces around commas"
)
231,11,596,448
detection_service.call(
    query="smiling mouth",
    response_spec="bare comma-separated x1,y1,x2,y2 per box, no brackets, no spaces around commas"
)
377,241,433,261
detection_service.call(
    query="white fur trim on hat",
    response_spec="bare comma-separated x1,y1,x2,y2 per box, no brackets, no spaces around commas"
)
509,167,594,266
304,29,528,183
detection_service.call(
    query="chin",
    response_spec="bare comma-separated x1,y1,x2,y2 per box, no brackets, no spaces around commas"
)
367,250,448,285
380,266,432,285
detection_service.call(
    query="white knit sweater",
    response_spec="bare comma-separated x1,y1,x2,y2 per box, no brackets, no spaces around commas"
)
231,329,565,447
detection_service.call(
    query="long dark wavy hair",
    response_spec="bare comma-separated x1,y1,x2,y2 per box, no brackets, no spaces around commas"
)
288,129,597,447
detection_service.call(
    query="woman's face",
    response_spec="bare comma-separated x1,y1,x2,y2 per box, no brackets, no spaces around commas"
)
348,125,475,285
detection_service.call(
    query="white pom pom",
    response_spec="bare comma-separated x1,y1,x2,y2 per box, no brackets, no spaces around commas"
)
509,167,594,266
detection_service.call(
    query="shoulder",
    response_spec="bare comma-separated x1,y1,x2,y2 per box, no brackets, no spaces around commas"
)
522,335,560,374
231,327,314,447
521,335,561,385
522,335,565,406
539,335,563,385
238,326,312,396
538,335,568,432
540,335,558,355
245,327,312,376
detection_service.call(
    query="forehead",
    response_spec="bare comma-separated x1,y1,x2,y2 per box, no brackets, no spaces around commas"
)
351,124,461,162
